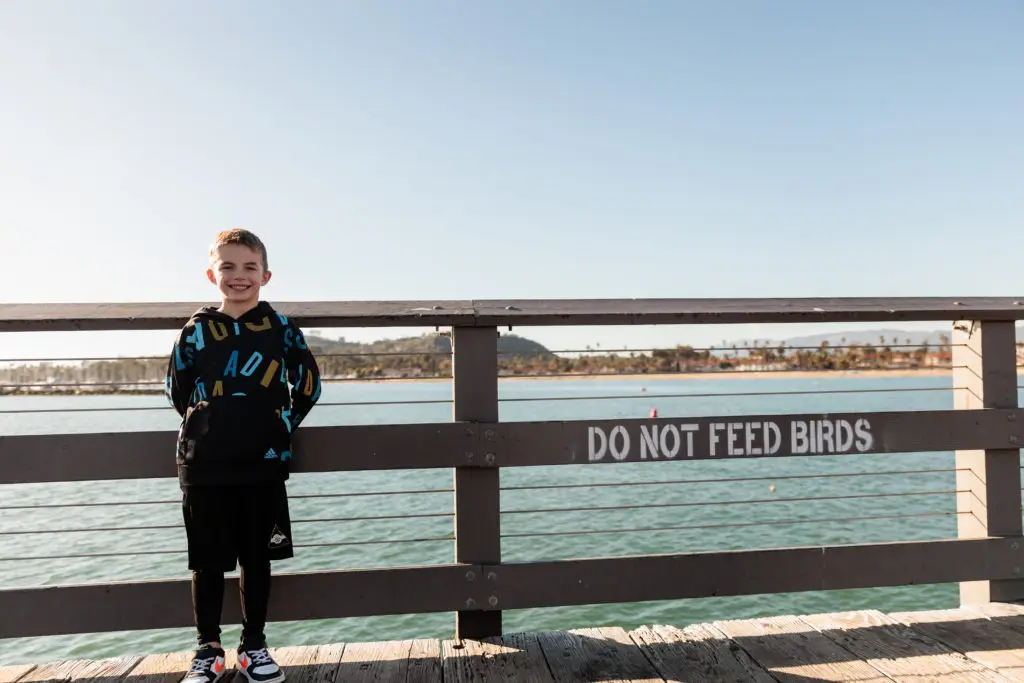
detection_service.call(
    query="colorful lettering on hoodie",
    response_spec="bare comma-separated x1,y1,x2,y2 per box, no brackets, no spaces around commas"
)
166,301,321,486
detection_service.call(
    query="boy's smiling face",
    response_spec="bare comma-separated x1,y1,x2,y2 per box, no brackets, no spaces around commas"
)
207,243,272,312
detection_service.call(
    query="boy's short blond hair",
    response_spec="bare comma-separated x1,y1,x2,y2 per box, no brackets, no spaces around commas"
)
209,229,269,271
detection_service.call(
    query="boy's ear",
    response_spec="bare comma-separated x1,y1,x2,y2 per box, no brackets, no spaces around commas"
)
262,270,272,286
206,268,217,285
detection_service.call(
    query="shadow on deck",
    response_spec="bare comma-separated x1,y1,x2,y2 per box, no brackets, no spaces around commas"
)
8,603,1024,682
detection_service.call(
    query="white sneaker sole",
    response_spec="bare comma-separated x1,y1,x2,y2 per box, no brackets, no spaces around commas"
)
238,668,285,683
182,668,227,683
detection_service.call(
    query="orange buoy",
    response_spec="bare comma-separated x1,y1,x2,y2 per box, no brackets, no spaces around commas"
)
649,408,658,418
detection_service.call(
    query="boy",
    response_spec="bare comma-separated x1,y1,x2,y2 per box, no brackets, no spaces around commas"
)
166,229,322,683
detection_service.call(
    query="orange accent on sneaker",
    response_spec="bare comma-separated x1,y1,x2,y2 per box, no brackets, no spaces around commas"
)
214,660,224,673
239,654,249,668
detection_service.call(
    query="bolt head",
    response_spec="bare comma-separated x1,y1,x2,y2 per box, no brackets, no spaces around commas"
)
1013,542,1020,551
465,571,476,581
487,572,497,582
485,453,496,465
465,598,476,608
488,595,499,607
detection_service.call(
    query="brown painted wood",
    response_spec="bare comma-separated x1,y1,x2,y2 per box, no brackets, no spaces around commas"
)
4,297,1024,331
535,627,663,682
2,537,1019,640
629,623,775,682
4,407,1020,484
954,320,1024,605
710,615,889,682
441,632,555,682
120,653,194,683
892,608,1024,680
452,326,501,639
0,423,481,484
494,408,1024,467
488,538,1022,610
801,609,1008,681
403,640,443,683
0,667,35,683
0,565,476,638
336,640,422,682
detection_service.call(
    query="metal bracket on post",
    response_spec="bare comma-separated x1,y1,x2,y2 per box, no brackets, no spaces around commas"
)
452,326,502,639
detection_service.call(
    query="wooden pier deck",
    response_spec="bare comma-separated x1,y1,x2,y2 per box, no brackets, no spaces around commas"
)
8,604,1024,682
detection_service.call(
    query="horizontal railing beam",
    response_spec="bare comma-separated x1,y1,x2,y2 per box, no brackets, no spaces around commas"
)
2,409,1021,483
485,537,1024,610
3,297,1024,331
0,564,483,639
2,538,1019,638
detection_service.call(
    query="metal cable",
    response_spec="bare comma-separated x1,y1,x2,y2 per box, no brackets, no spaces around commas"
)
0,350,453,363
0,487,454,511
2,363,957,390
498,385,954,403
0,472,959,512
535,343,960,356
0,397,453,414
501,511,964,539
499,366,958,380
1,381,164,388
0,343,955,364
0,536,454,561
501,468,965,492
0,511,454,535
501,489,965,516
0,375,455,390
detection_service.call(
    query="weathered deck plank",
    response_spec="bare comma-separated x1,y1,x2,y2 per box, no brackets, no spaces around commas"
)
405,640,443,683
0,666,35,683
442,632,554,682
121,653,192,683
20,656,140,683
712,614,889,682
18,608,1024,682
337,639,425,682
968,602,1024,623
535,627,663,683
257,646,328,683
802,609,1011,681
629,623,774,682
893,608,1024,681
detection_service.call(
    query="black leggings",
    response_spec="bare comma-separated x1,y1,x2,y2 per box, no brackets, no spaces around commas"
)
192,560,272,649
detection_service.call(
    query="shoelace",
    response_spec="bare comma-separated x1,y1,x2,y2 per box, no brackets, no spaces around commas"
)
187,657,216,676
245,649,274,667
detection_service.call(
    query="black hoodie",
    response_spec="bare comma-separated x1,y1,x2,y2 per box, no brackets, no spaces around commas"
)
166,301,322,487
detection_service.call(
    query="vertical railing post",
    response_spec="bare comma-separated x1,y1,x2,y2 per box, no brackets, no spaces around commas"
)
954,319,1024,604
451,325,501,638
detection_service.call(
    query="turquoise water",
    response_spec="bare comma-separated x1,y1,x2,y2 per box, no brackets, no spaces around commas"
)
0,374,995,664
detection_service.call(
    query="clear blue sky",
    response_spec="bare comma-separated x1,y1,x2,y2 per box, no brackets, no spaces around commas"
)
1,1,1022,358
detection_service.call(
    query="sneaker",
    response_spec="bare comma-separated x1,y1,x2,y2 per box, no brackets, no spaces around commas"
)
182,646,227,683
237,646,285,683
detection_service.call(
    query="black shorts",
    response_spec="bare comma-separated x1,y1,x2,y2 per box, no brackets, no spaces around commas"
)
182,483,294,572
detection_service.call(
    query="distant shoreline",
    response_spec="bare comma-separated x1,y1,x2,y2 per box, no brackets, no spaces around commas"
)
0,367,972,396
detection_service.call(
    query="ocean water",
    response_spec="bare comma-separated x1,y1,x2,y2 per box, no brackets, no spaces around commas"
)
0,373,1003,665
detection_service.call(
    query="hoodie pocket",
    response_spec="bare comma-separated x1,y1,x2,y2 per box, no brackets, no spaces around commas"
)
181,395,288,465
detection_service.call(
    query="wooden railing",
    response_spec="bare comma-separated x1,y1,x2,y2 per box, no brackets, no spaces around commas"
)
1,298,1022,641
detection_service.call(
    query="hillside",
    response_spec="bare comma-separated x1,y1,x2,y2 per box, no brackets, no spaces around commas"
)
304,332,554,358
